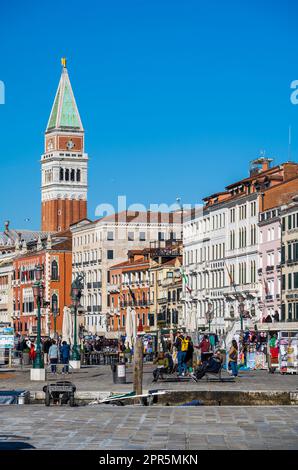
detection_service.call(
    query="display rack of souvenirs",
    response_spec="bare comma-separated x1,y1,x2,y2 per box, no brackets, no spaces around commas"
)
278,331,298,374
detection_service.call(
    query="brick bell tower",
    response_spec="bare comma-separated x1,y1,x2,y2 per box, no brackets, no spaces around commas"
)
41,58,88,232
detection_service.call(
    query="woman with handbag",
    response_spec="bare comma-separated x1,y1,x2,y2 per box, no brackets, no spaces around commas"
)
228,339,238,377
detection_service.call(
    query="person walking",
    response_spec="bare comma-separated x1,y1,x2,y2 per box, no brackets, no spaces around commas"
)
174,332,189,376
196,335,211,363
48,340,59,373
60,341,71,373
43,337,52,365
185,336,194,371
228,339,239,377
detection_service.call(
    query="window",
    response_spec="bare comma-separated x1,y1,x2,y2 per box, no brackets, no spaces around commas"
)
77,169,81,182
59,168,64,181
158,232,165,241
107,231,114,241
128,232,134,241
51,260,59,280
51,293,58,313
139,232,146,241
107,250,114,260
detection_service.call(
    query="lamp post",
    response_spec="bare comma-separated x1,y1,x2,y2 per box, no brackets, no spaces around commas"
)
238,296,245,332
205,302,214,332
52,297,58,340
70,274,84,368
30,264,46,381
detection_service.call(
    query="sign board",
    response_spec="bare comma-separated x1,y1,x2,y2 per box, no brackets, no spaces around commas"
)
0,326,14,349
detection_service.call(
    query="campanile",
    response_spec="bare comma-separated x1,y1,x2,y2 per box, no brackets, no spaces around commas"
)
41,59,88,232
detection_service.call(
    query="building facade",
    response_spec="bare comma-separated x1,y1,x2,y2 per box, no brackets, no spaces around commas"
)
183,158,298,336
108,250,151,337
281,196,298,322
12,232,72,336
71,211,182,334
41,59,88,232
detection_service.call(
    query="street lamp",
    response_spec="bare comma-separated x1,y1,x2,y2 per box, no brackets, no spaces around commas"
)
238,296,245,332
32,264,45,375
205,302,214,332
70,274,84,363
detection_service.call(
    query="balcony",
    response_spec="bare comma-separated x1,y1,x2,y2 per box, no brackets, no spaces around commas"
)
257,268,262,275
265,295,273,302
92,305,102,313
93,282,102,289
266,265,274,272
157,297,167,304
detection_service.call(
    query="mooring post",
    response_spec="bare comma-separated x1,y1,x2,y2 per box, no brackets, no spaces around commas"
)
133,336,143,396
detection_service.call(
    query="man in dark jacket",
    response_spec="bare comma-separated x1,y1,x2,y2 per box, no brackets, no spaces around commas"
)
60,341,71,373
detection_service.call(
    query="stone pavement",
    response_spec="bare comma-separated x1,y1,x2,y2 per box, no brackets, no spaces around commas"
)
0,405,297,450
1,364,298,393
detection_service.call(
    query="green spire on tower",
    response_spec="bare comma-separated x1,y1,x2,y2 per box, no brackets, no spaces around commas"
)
46,59,83,132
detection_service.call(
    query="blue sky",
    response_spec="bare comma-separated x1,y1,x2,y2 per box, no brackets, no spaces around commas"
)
0,0,297,229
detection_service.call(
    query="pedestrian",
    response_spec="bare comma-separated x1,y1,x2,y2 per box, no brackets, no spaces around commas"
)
28,340,36,364
185,336,194,371
174,332,189,376
43,337,52,365
228,339,238,377
60,341,71,373
152,352,169,382
48,340,59,373
197,335,211,363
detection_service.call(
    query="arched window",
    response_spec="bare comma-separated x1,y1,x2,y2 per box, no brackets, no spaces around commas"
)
65,169,69,181
77,169,81,182
51,260,58,280
70,169,75,181
59,168,64,181
51,293,58,313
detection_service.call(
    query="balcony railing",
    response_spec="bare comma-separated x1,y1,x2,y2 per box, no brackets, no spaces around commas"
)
157,297,167,304
93,282,102,288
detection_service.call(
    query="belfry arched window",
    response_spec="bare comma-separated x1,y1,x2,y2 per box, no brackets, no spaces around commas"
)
51,260,58,281
65,169,69,181
77,169,81,182
59,168,64,181
70,169,75,181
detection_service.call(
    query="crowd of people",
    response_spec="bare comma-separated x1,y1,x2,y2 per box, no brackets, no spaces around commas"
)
152,332,240,382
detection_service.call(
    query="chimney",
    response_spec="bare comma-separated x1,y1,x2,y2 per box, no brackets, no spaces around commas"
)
261,159,270,172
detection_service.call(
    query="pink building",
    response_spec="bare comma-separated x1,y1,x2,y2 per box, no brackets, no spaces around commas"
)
258,207,281,322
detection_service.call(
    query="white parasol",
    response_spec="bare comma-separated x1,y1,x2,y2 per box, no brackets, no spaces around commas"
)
125,306,133,349
62,306,73,345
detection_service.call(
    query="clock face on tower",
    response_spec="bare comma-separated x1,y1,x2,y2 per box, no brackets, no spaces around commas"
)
66,139,75,150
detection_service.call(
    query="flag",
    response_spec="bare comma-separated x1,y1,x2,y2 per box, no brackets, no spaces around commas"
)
180,267,192,293
128,285,136,303
224,262,235,288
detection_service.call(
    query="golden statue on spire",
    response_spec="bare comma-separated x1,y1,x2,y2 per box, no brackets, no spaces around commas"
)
61,57,67,68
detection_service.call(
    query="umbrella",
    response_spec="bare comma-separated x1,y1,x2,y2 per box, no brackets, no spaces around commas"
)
131,308,137,344
62,306,73,345
125,306,132,349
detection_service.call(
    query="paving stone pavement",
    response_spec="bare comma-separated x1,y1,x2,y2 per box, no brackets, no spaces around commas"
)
1,364,298,392
0,405,297,450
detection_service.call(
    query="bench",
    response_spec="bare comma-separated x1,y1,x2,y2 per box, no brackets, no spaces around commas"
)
204,364,235,382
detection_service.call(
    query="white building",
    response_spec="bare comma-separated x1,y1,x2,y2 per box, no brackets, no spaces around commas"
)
71,211,182,335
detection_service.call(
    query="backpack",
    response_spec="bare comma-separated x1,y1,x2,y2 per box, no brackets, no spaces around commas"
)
181,338,189,352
